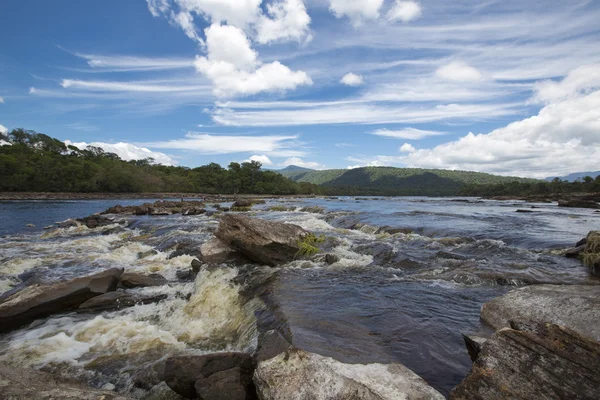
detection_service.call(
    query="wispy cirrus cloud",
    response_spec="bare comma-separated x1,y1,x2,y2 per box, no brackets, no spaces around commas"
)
370,128,448,140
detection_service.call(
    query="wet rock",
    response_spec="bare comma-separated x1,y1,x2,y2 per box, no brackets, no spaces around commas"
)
149,207,172,216
300,205,325,214
435,251,468,261
462,334,488,362
215,214,309,266
182,207,206,216
450,321,600,400
232,200,253,208
77,214,117,229
576,237,588,247
516,209,535,213
199,238,245,265
120,272,168,288
144,382,187,400
0,268,123,333
254,329,293,363
78,291,167,312
558,198,599,209
0,364,131,399
56,218,79,228
138,249,159,259
564,244,586,258
191,259,202,273
167,241,203,260
176,269,195,281
480,284,600,340
164,353,255,399
579,231,600,273
376,226,413,235
254,347,445,400
325,253,340,265
195,366,256,400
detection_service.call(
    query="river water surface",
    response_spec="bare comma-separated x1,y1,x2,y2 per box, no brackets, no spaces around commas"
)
0,197,598,397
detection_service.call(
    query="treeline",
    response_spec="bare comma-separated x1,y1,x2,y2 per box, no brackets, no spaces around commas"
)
0,129,320,194
459,176,600,196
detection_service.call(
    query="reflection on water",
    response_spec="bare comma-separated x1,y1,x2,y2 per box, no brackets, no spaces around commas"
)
0,197,598,397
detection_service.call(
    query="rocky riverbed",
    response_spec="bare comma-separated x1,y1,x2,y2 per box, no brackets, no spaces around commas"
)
0,196,599,399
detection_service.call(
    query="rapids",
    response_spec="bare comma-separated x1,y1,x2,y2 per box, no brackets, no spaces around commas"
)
0,196,598,397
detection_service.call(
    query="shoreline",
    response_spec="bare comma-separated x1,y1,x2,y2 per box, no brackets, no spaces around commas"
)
0,192,315,201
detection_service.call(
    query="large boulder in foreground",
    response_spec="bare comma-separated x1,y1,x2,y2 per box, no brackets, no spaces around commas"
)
253,348,444,400
480,284,600,340
164,353,256,399
215,214,309,266
450,321,600,400
0,268,123,333
0,364,131,399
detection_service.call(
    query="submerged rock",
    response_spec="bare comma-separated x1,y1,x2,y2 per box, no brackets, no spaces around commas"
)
451,321,600,400
480,284,600,340
0,268,123,333
78,291,167,312
215,214,309,266
164,353,256,399
253,347,445,400
120,272,168,288
0,364,131,399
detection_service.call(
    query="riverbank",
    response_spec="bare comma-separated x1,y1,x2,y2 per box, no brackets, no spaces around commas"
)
0,192,314,201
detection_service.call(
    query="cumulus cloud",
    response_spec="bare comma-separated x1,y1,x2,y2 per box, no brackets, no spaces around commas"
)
248,154,273,165
435,61,483,82
64,140,176,165
283,157,324,169
329,0,384,26
145,132,300,155
399,143,416,153
532,63,600,103
402,67,600,178
256,0,312,44
340,73,364,86
194,23,312,97
387,1,422,23
0,124,7,135
370,127,447,140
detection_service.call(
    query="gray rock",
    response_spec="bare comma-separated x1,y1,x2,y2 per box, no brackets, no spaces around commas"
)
462,334,488,362
0,268,123,333
480,284,600,340
254,330,293,363
78,291,167,312
0,364,131,399
324,253,340,265
199,238,245,265
564,244,586,258
164,353,255,399
195,366,256,400
450,321,600,400
120,272,168,288
253,348,444,400
215,215,309,266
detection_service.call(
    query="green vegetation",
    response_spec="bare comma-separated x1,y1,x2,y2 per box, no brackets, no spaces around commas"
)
0,128,320,195
230,206,252,212
459,177,600,196
581,231,600,272
279,167,537,196
296,233,326,257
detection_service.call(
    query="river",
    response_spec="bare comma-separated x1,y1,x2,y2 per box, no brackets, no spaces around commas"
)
0,197,598,397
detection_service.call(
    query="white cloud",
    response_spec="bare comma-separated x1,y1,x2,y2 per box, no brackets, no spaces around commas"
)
256,0,312,44
347,165,361,169
172,10,204,44
0,96,4,104
147,0,170,17
532,63,600,103
0,124,7,135
387,1,422,23
173,0,262,28
76,53,195,71
145,132,300,155
61,79,209,93
329,0,384,26
399,143,416,152
370,127,447,140
194,23,312,97
435,61,483,82
64,140,176,165
402,68,600,178
248,154,273,165
283,157,324,169
340,73,364,86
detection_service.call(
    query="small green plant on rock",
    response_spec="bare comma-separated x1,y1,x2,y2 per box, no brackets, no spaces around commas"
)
580,231,600,272
296,233,326,257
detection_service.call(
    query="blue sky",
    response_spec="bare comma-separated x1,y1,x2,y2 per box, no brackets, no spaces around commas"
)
1,0,599,178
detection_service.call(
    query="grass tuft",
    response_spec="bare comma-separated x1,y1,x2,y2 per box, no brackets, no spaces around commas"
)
296,233,326,257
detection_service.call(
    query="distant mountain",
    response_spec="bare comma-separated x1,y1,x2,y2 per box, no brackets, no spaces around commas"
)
278,165,315,173
545,171,600,182
278,166,537,196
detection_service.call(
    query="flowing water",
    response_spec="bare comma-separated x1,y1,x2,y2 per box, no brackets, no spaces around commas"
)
0,197,598,397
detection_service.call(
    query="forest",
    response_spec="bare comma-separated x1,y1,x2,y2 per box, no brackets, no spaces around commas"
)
0,129,319,195
458,177,600,196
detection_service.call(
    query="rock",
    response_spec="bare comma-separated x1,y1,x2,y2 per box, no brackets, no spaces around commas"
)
215,215,309,266
77,214,117,229
149,207,172,216
176,269,195,281
25,223,35,228
182,207,206,216
56,218,79,228
516,209,534,213
558,199,599,209
164,353,255,399
120,272,168,288
167,241,203,260
450,321,600,400
580,231,600,273
199,238,245,265
78,291,167,312
232,200,253,208
0,364,131,399
564,244,586,258
576,237,588,247
480,284,600,340
254,348,445,400
300,206,325,214
138,249,159,259
462,334,488,362
324,253,340,265
376,226,413,235
435,251,468,261
195,367,255,400
0,268,123,333
254,330,293,363
191,259,202,274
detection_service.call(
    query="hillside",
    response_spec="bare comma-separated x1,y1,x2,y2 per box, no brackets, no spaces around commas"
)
545,171,600,182
279,167,538,196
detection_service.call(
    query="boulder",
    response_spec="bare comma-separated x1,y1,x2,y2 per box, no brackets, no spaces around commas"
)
232,200,253,208
450,321,600,400
78,291,167,312
182,207,206,216
120,272,168,288
199,238,245,265
164,353,255,399
324,253,340,265
0,365,131,399
462,334,488,362
56,218,79,228
77,214,118,229
0,268,123,333
215,215,309,266
480,284,600,340
580,231,600,273
254,348,445,400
